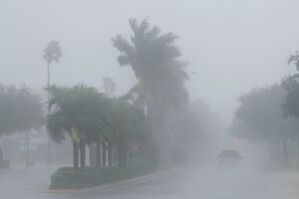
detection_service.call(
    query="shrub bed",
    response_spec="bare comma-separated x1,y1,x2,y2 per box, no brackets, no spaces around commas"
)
50,161,157,190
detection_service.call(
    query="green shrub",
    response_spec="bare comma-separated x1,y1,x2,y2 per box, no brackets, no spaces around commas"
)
50,161,157,190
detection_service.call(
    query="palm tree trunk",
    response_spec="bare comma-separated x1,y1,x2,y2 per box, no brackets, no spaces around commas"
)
102,141,107,167
129,147,133,164
79,140,85,168
73,141,79,169
96,140,102,169
122,143,127,167
118,142,122,167
108,142,112,167
297,135,299,171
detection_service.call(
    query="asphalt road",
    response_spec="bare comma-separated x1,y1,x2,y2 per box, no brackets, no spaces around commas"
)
1,166,299,199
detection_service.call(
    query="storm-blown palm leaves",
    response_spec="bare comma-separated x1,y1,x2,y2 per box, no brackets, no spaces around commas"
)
46,85,150,145
112,18,189,112
44,41,62,64
46,84,154,169
47,85,109,143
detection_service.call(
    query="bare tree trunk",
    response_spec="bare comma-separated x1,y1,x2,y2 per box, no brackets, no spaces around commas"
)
129,147,133,164
96,140,102,169
73,141,79,169
118,142,122,167
80,140,85,168
123,144,127,167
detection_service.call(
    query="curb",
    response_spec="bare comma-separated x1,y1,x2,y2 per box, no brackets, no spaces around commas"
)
39,189,81,193
80,169,175,193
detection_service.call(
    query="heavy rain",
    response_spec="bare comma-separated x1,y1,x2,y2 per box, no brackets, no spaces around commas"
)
1,1,299,199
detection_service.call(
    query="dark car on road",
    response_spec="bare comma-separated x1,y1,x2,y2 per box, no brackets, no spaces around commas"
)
217,150,242,171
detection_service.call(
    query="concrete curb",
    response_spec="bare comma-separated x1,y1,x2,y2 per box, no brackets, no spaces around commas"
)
80,169,176,193
39,189,80,193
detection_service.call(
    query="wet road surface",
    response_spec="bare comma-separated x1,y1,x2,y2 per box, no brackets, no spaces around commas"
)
1,166,299,199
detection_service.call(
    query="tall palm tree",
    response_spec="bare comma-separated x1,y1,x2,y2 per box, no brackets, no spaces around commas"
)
44,41,62,101
112,18,189,155
43,41,62,164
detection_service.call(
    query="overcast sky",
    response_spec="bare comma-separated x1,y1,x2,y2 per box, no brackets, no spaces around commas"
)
1,0,299,124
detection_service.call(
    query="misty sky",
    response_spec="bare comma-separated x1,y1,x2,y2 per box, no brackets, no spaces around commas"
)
1,0,299,124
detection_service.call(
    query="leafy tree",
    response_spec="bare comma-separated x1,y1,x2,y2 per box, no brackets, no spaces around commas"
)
112,18,189,156
0,84,43,135
282,70,299,170
108,99,154,166
282,76,299,118
283,53,299,118
47,84,155,169
47,84,109,168
230,85,297,168
0,84,43,167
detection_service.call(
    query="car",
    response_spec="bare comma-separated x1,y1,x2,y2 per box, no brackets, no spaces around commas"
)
217,150,242,171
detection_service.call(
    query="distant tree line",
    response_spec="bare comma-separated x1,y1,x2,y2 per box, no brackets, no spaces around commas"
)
229,51,299,170
0,84,43,137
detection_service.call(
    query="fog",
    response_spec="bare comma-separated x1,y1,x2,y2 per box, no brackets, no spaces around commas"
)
2,0,299,122
1,0,299,198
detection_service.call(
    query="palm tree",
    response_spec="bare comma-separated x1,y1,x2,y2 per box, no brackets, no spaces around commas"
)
112,18,189,157
102,76,116,97
47,84,153,168
47,85,112,168
44,41,62,97
43,41,62,164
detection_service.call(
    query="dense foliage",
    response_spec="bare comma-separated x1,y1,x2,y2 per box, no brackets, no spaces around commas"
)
0,84,43,136
229,85,299,168
47,84,157,170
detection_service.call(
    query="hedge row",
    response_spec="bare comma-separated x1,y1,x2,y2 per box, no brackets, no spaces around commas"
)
50,161,157,189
